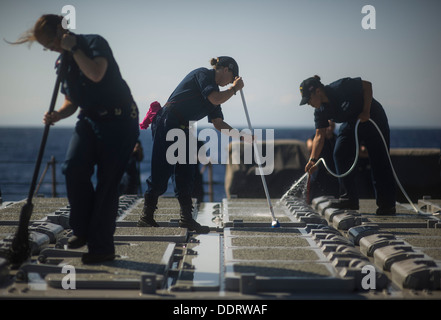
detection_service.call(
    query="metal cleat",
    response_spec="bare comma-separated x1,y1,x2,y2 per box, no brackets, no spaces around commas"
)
391,258,441,290
300,214,328,225
359,233,403,257
140,273,157,294
29,221,64,244
373,245,425,271
324,208,347,222
311,196,335,210
333,212,362,230
347,224,380,245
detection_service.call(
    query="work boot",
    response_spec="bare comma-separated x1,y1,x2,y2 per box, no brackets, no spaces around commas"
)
179,217,210,234
138,194,159,227
67,235,87,249
178,196,210,234
376,206,396,215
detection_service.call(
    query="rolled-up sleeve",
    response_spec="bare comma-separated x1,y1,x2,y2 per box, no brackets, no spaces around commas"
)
195,69,219,100
88,35,112,60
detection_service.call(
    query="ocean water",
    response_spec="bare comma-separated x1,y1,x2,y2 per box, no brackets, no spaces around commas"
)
1,126,441,202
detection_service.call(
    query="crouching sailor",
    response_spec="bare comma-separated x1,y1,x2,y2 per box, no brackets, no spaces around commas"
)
300,75,396,215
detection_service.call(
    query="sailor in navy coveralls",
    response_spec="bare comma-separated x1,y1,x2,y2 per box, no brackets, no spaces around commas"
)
139,57,245,233
300,76,396,215
34,15,139,263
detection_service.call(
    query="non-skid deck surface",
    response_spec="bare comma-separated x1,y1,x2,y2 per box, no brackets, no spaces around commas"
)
0,195,440,299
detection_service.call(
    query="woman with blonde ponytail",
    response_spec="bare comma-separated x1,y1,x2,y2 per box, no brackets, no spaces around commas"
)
11,14,140,264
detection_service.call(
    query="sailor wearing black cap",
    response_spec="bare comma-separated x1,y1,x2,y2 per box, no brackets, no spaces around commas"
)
300,75,396,215
139,57,245,233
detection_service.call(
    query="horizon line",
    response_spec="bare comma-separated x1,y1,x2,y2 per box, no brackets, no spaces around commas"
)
1,125,441,130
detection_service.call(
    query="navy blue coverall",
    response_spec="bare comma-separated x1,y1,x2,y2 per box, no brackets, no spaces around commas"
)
59,34,139,255
314,77,396,210
146,68,223,203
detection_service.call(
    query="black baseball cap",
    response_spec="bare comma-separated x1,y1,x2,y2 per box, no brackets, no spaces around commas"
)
217,56,239,78
299,77,322,105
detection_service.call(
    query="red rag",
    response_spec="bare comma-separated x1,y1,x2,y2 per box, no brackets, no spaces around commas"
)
139,101,162,129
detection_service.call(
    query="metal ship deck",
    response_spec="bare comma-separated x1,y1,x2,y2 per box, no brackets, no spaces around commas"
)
0,195,440,300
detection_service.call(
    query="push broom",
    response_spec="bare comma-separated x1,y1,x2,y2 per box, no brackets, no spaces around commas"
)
8,52,67,266
239,89,280,228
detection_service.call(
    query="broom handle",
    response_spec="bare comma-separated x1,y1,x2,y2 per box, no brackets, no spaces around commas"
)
25,52,67,204
239,89,276,218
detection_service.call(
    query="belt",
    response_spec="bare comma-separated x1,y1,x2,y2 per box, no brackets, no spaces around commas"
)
80,102,139,121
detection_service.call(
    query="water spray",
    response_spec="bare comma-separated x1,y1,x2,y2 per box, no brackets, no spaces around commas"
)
240,89,280,228
279,172,309,204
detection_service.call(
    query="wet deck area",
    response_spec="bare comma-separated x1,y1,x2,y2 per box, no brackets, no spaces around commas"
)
0,195,440,300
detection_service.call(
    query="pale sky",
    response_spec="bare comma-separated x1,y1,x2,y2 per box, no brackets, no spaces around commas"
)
0,0,440,128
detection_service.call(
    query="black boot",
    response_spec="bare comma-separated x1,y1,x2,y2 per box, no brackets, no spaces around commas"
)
376,206,396,215
67,235,87,249
178,196,209,234
138,194,159,227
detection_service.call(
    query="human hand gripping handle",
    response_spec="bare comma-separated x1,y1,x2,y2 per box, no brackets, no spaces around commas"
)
43,110,61,125
232,76,244,93
305,159,319,174
358,110,370,123
60,32,77,52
